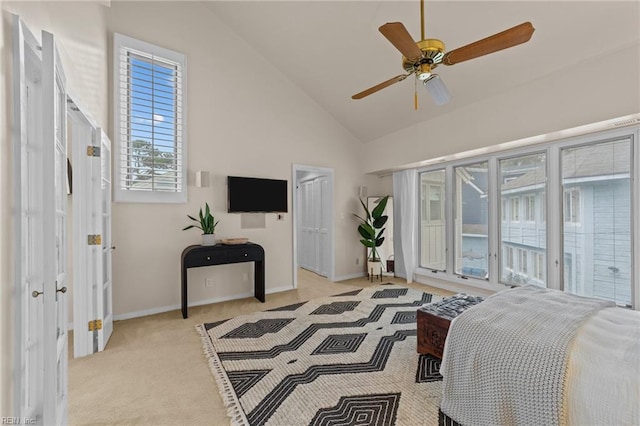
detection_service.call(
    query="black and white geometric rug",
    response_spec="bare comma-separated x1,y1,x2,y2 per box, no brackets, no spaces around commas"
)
196,284,445,426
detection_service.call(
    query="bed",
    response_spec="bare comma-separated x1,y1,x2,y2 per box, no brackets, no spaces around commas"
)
439,285,640,426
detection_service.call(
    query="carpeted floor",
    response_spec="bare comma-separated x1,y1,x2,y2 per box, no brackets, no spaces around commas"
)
198,284,445,426
68,270,452,425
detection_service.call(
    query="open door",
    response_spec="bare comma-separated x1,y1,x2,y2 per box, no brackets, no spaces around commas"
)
12,15,46,422
41,29,69,425
96,128,114,350
70,103,113,356
14,16,75,424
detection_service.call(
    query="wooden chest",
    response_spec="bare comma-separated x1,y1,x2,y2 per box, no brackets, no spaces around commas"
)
416,294,484,358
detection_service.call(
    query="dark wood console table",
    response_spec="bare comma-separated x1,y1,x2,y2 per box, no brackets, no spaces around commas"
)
181,243,265,318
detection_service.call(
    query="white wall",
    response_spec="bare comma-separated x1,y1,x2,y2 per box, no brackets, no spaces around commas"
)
0,0,109,415
106,2,376,318
362,44,640,173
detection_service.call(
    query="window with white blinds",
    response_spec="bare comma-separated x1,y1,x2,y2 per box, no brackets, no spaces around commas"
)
113,33,187,203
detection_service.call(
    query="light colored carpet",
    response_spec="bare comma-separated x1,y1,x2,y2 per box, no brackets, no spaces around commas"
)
68,271,451,425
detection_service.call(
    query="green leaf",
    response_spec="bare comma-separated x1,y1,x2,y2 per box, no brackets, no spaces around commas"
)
182,225,195,231
372,216,388,229
360,239,375,248
375,236,385,247
371,196,389,219
358,223,375,239
187,215,198,222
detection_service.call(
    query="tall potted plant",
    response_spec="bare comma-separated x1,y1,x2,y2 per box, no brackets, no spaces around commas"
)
183,203,219,246
354,196,389,279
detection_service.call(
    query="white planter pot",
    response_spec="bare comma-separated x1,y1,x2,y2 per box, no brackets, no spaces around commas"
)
201,234,216,246
368,260,382,281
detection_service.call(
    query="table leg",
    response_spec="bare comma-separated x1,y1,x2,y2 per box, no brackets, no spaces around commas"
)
255,260,265,302
181,266,188,319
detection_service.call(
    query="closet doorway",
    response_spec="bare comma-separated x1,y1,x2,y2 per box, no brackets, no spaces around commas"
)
292,165,335,287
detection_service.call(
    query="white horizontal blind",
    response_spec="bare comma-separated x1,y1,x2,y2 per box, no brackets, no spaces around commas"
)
113,33,186,203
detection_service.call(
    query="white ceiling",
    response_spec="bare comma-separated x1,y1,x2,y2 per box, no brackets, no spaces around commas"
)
204,1,640,143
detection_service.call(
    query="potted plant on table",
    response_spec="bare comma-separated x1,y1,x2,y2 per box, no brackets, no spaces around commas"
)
183,203,219,246
353,196,389,280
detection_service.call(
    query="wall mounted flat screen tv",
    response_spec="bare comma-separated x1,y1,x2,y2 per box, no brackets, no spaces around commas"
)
227,176,288,213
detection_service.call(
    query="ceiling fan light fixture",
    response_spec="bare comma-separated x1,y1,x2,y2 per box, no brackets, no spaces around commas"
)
417,63,432,80
424,74,452,106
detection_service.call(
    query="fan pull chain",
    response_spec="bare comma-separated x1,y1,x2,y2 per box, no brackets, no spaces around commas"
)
414,78,418,110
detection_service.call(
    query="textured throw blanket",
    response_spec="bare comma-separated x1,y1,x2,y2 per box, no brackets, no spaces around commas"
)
440,285,614,426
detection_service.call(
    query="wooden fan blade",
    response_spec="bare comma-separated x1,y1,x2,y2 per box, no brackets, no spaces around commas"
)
352,75,409,100
379,22,423,60
442,22,535,66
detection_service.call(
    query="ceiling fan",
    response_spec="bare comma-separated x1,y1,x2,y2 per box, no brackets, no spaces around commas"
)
352,0,535,108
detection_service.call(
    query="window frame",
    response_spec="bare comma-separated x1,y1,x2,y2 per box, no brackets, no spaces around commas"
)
524,194,536,222
412,125,638,309
510,197,520,222
418,169,447,272
533,252,545,282
453,162,490,281
113,33,187,203
518,248,528,275
563,187,581,224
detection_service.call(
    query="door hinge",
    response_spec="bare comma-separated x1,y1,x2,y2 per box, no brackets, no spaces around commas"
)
88,234,102,245
88,319,102,331
87,146,101,157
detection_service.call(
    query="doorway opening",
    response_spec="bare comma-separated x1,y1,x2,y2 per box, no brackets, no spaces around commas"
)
292,165,335,288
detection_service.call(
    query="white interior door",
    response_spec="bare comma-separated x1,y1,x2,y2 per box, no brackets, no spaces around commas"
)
41,29,69,426
69,97,94,357
292,165,335,287
70,105,113,356
12,15,45,422
318,177,330,277
96,128,114,350
311,180,320,274
298,177,329,277
299,181,313,271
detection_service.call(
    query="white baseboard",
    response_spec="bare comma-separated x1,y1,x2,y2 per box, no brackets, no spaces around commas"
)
333,272,367,282
113,287,295,321
266,285,294,294
114,303,181,321
414,274,497,297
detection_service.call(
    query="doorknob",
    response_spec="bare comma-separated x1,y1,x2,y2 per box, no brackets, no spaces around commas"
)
56,286,67,294
32,290,43,298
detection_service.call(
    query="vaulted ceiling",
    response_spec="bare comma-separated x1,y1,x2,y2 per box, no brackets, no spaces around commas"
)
204,1,640,143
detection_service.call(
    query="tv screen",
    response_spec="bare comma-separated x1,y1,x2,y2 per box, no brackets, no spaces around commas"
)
227,176,288,213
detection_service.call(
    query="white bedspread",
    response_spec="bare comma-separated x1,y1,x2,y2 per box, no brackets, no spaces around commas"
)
439,286,636,426
567,306,640,425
